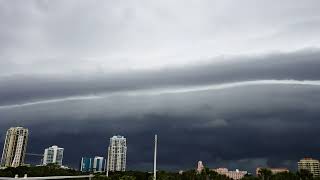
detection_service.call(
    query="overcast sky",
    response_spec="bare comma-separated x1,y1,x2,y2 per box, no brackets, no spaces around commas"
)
0,0,320,173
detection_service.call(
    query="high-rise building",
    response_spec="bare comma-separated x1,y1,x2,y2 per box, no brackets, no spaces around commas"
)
80,156,104,173
106,135,127,172
1,127,29,167
298,158,320,177
42,145,64,166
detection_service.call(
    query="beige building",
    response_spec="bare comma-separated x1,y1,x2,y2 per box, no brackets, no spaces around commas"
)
298,158,320,177
213,168,247,180
197,161,204,173
1,127,29,167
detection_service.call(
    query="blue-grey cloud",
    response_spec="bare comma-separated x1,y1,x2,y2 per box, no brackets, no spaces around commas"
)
0,49,320,107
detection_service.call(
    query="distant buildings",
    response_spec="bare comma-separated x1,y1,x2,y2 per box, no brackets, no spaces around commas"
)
298,158,320,177
80,157,92,172
5,126,320,177
93,156,104,172
80,156,104,173
213,168,247,180
256,167,289,176
197,161,204,173
42,145,64,166
1,127,29,167
106,135,127,172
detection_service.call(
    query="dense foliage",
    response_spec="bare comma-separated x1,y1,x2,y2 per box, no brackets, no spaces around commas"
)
94,168,232,180
1,166,320,180
0,164,83,177
246,168,320,180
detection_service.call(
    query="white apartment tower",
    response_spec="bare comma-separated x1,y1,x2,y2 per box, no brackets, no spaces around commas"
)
1,127,29,167
43,145,64,166
298,158,320,177
106,135,127,172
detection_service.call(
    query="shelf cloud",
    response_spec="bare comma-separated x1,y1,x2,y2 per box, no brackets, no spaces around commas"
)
1,79,320,109
0,0,320,173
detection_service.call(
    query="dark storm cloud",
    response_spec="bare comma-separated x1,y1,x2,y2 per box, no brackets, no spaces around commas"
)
1,85,320,172
1,49,320,106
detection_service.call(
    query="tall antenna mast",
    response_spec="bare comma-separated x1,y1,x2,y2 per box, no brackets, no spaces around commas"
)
153,134,157,180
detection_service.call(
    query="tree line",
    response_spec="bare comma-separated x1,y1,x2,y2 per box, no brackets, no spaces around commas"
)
0,165,320,180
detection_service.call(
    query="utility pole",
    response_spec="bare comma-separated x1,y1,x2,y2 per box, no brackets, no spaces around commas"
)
153,134,157,180
106,152,109,177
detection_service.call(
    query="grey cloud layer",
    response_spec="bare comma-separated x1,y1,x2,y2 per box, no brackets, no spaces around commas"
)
1,85,319,172
1,0,320,74
0,49,320,106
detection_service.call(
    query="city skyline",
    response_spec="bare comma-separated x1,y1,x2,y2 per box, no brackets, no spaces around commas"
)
0,0,320,174
1,126,319,177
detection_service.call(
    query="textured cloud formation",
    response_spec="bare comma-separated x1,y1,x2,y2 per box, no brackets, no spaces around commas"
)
1,79,320,109
1,49,320,106
1,0,320,74
1,84,320,172
0,0,320,174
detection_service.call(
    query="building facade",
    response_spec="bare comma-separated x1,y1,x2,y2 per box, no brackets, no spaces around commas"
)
298,158,320,177
43,145,64,166
93,156,104,172
197,161,204,173
1,127,29,167
213,168,247,180
106,135,127,172
80,157,92,172
81,156,105,173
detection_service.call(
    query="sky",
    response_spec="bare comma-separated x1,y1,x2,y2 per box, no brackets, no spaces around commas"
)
0,0,320,173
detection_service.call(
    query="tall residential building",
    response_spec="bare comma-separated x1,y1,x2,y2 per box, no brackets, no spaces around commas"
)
80,156,105,173
42,145,64,166
298,158,320,177
106,135,127,172
1,127,29,167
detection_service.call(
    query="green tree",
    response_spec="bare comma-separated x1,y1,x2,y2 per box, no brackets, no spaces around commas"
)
243,174,259,180
120,175,136,180
270,172,299,180
297,169,313,180
258,168,272,180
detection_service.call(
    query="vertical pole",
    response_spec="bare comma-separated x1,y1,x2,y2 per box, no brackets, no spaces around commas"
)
153,134,157,180
106,148,109,177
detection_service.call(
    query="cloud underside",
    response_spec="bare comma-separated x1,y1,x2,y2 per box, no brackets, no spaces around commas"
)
0,79,319,109
1,83,319,172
